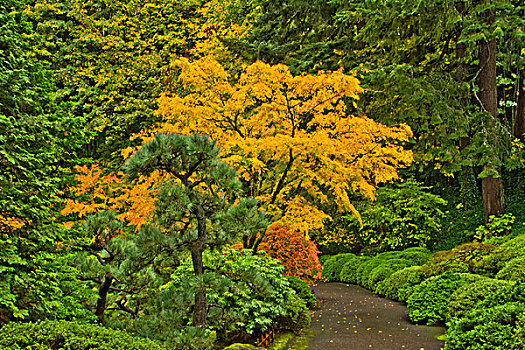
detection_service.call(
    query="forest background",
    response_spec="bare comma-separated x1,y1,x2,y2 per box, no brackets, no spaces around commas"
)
0,0,524,348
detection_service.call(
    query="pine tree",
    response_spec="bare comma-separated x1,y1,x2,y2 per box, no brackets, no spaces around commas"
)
122,132,268,329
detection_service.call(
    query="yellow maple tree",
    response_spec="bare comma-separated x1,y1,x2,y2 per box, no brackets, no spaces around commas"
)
134,57,413,234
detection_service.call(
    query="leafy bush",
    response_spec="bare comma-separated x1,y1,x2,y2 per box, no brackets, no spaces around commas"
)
344,179,447,251
379,266,425,301
340,256,370,284
447,278,512,321
0,320,167,349
495,256,525,281
356,258,387,288
121,248,308,346
420,242,499,277
500,233,525,255
258,222,323,281
445,302,525,350
355,247,428,290
407,272,481,325
285,275,316,309
322,253,356,282
368,259,414,295
319,255,332,265
274,294,310,334
396,248,432,265
475,213,516,241
477,281,525,308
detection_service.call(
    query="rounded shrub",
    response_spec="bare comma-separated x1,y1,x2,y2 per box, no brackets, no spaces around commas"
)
407,272,481,325
0,320,167,350
396,248,431,265
495,256,525,281
369,258,414,295
420,242,499,277
380,266,425,301
444,302,525,350
340,256,370,284
478,281,525,308
447,278,512,321
322,253,356,282
499,233,525,255
285,275,316,308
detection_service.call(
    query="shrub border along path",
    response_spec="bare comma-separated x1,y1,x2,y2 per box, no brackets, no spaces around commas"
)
306,283,445,350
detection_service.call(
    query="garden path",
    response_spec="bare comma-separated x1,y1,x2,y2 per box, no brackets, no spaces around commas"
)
306,283,445,350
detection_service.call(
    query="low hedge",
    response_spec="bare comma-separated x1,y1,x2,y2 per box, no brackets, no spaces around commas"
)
0,320,167,350
495,256,525,281
447,278,512,321
340,256,370,284
407,272,483,325
445,302,525,350
420,243,499,277
368,259,414,295
380,266,426,301
322,253,356,282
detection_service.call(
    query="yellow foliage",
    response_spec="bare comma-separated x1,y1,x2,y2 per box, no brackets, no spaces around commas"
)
144,58,412,233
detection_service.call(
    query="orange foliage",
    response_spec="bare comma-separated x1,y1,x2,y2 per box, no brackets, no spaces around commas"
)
60,164,158,229
258,222,323,281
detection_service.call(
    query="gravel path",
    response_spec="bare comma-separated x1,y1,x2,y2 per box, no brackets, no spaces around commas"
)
306,283,445,350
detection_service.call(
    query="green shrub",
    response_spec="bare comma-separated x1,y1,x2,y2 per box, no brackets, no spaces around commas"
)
407,272,480,325
500,234,525,255
318,255,332,265
0,320,167,350
478,281,525,308
495,256,525,281
475,213,516,241
396,248,432,265
129,248,308,345
322,253,356,282
285,275,316,308
357,258,387,288
369,259,414,295
340,256,370,284
420,242,499,277
275,294,310,334
447,278,512,321
380,266,425,301
444,302,525,350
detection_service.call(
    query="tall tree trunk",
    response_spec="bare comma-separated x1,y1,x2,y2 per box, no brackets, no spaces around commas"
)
478,34,504,223
191,207,207,328
514,70,525,141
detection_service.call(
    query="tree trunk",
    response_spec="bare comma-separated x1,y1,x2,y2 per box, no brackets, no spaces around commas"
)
514,70,525,141
95,271,113,324
477,34,504,223
191,207,207,328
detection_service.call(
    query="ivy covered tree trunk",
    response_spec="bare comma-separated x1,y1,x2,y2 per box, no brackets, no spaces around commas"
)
478,34,504,223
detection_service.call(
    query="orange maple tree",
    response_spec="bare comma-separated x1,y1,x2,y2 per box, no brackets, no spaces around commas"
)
60,164,159,229
258,222,323,281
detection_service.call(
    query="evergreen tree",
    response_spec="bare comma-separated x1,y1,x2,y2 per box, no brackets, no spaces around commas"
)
122,132,268,330
0,0,88,323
